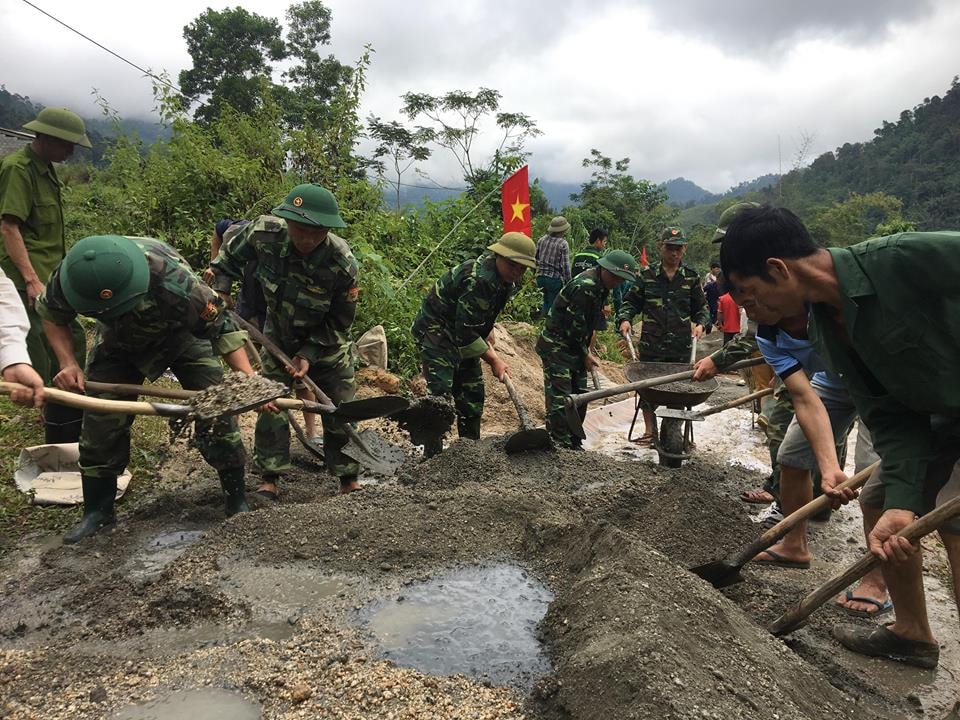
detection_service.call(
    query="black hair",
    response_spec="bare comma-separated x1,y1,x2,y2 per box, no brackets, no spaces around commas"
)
709,259,721,269
588,228,608,244
719,205,819,281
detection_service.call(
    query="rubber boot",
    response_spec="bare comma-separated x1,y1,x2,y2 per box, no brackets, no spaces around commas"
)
219,468,250,516
457,416,482,440
63,476,117,544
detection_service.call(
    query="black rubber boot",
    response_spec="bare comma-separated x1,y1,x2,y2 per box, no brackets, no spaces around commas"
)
219,468,250,516
457,416,482,440
63,476,117,544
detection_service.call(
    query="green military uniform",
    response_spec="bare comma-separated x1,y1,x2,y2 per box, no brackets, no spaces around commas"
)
536,268,610,448
412,252,520,442
615,262,708,362
0,143,86,438
38,237,248,478
212,214,360,481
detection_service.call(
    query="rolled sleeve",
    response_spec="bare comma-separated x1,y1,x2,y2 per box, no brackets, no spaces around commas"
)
211,329,249,357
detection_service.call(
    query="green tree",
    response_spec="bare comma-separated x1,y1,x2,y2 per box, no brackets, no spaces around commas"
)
179,7,287,123
808,191,913,247
367,116,433,211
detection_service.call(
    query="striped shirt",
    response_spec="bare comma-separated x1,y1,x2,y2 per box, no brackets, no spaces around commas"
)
535,234,571,282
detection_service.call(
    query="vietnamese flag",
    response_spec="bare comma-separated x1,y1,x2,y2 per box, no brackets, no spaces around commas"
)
502,165,531,236
640,247,649,268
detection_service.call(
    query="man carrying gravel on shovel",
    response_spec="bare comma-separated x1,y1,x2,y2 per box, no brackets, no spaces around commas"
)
38,235,257,543
720,204,960,669
411,232,536,457
211,184,362,497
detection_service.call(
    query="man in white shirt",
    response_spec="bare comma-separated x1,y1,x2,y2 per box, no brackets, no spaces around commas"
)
1,266,44,407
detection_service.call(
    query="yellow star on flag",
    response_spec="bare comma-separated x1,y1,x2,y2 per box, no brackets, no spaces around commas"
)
510,194,529,222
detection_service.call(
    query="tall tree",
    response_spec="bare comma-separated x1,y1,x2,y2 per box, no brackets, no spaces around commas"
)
179,7,287,123
367,117,433,211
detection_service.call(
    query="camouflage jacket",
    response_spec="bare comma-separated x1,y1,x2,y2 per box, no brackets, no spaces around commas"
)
614,262,708,358
211,215,359,367
710,334,758,370
412,252,519,359
537,267,609,357
37,237,246,380
570,245,602,278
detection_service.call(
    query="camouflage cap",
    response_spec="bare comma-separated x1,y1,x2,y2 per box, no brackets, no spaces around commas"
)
597,249,638,281
712,202,761,242
660,227,687,245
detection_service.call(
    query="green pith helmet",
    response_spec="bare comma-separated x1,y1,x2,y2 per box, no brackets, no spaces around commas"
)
272,184,346,228
598,249,639,281
548,216,571,234
60,236,150,318
712,201,761,242
660,227,687,245
487,232,537,269
23,108,92,149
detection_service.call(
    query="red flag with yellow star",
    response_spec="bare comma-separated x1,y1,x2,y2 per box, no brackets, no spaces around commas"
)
501,165,531,236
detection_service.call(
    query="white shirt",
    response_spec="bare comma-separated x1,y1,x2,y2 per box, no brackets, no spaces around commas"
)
0,267,31,371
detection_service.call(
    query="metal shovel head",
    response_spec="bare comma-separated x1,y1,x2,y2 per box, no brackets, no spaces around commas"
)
656,407,703,421
689,559,745,589
564,397,586,439
332,395,409,421
188,374,288,420
504,427,552,454
342,428,405,475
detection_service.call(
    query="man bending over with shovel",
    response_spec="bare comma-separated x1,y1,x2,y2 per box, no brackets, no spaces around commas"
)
411,232,536,457
38,235,256,543
211,184,361,496
538,250,637,449
721,204,960,669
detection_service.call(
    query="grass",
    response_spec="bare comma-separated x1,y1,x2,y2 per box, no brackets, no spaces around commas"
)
0,395,171,554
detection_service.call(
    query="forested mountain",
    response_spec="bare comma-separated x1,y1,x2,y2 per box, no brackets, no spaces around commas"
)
662,177,712,206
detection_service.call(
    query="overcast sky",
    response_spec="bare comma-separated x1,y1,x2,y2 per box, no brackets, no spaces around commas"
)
2,0,958,192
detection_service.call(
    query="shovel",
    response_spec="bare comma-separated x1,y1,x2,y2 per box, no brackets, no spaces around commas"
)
690,461,880,589
563,356,766,440
0,379,285,420
502,374,552,454
769,493,960,636
657,387,774,421
231,313,403,475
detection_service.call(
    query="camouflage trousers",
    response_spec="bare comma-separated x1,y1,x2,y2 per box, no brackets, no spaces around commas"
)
759,382,848,500
255,353,358,479
80,336,246,479
419,344,484,439
537,345,587,449
21,294,87,443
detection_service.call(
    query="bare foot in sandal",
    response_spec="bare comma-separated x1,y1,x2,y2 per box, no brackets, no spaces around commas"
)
632,433,653,446
741,487,775,504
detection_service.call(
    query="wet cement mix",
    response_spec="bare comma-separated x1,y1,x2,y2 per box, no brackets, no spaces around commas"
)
0,326,956,719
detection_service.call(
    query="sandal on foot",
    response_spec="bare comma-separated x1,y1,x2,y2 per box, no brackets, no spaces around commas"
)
741,487,775,504
753,549,811,569
832,624,939,669
254,489,278,501
632,434,654,446
838,589,893,618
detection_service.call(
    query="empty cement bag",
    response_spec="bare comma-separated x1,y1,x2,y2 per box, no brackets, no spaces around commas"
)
14,443,131,505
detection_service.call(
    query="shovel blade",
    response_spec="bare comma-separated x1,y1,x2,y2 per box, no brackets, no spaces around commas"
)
689,559,745,589
656,408,702,421
504,428,552,454
332,396,409,422
564,397,586,440
342,428,405,475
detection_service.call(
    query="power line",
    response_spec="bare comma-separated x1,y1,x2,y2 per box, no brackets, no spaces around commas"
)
372,176,468,192
20,0,186,99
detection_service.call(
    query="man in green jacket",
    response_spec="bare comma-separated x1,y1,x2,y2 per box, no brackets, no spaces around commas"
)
720,204,960,669
0,108,91,442
412,232,536,456
211,184,361,496
38,235,255,543
538,249,637,449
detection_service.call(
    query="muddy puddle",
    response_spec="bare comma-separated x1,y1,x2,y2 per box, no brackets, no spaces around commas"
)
126,529,206,579
112,688,261,720
357,563,553,689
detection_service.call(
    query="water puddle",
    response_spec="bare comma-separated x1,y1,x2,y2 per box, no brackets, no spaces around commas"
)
112,688,261,719
126,530,205,579
357,563,553,688
216,560,349,618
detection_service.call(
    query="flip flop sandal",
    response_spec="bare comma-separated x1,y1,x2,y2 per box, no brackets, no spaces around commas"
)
832,624,939,669
753,549,811,569
838,589,893,618
254,489,279,501
632,434,654,447
741,487,775,504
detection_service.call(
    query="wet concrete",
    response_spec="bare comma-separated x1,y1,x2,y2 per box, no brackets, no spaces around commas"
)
126,529,206,579
111,688,261,719
357,563,554,688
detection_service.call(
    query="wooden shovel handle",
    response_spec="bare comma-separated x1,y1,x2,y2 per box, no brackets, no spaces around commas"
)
503,374,534,430
83,380,334,413
622,330,640,361
770,493,960,636
0,381,188,417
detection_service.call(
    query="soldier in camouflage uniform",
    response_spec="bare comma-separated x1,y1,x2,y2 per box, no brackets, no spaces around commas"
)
211,184,360,496
411,232,536,456
538,250,638,449
616,227,708,442
38,235,255,543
